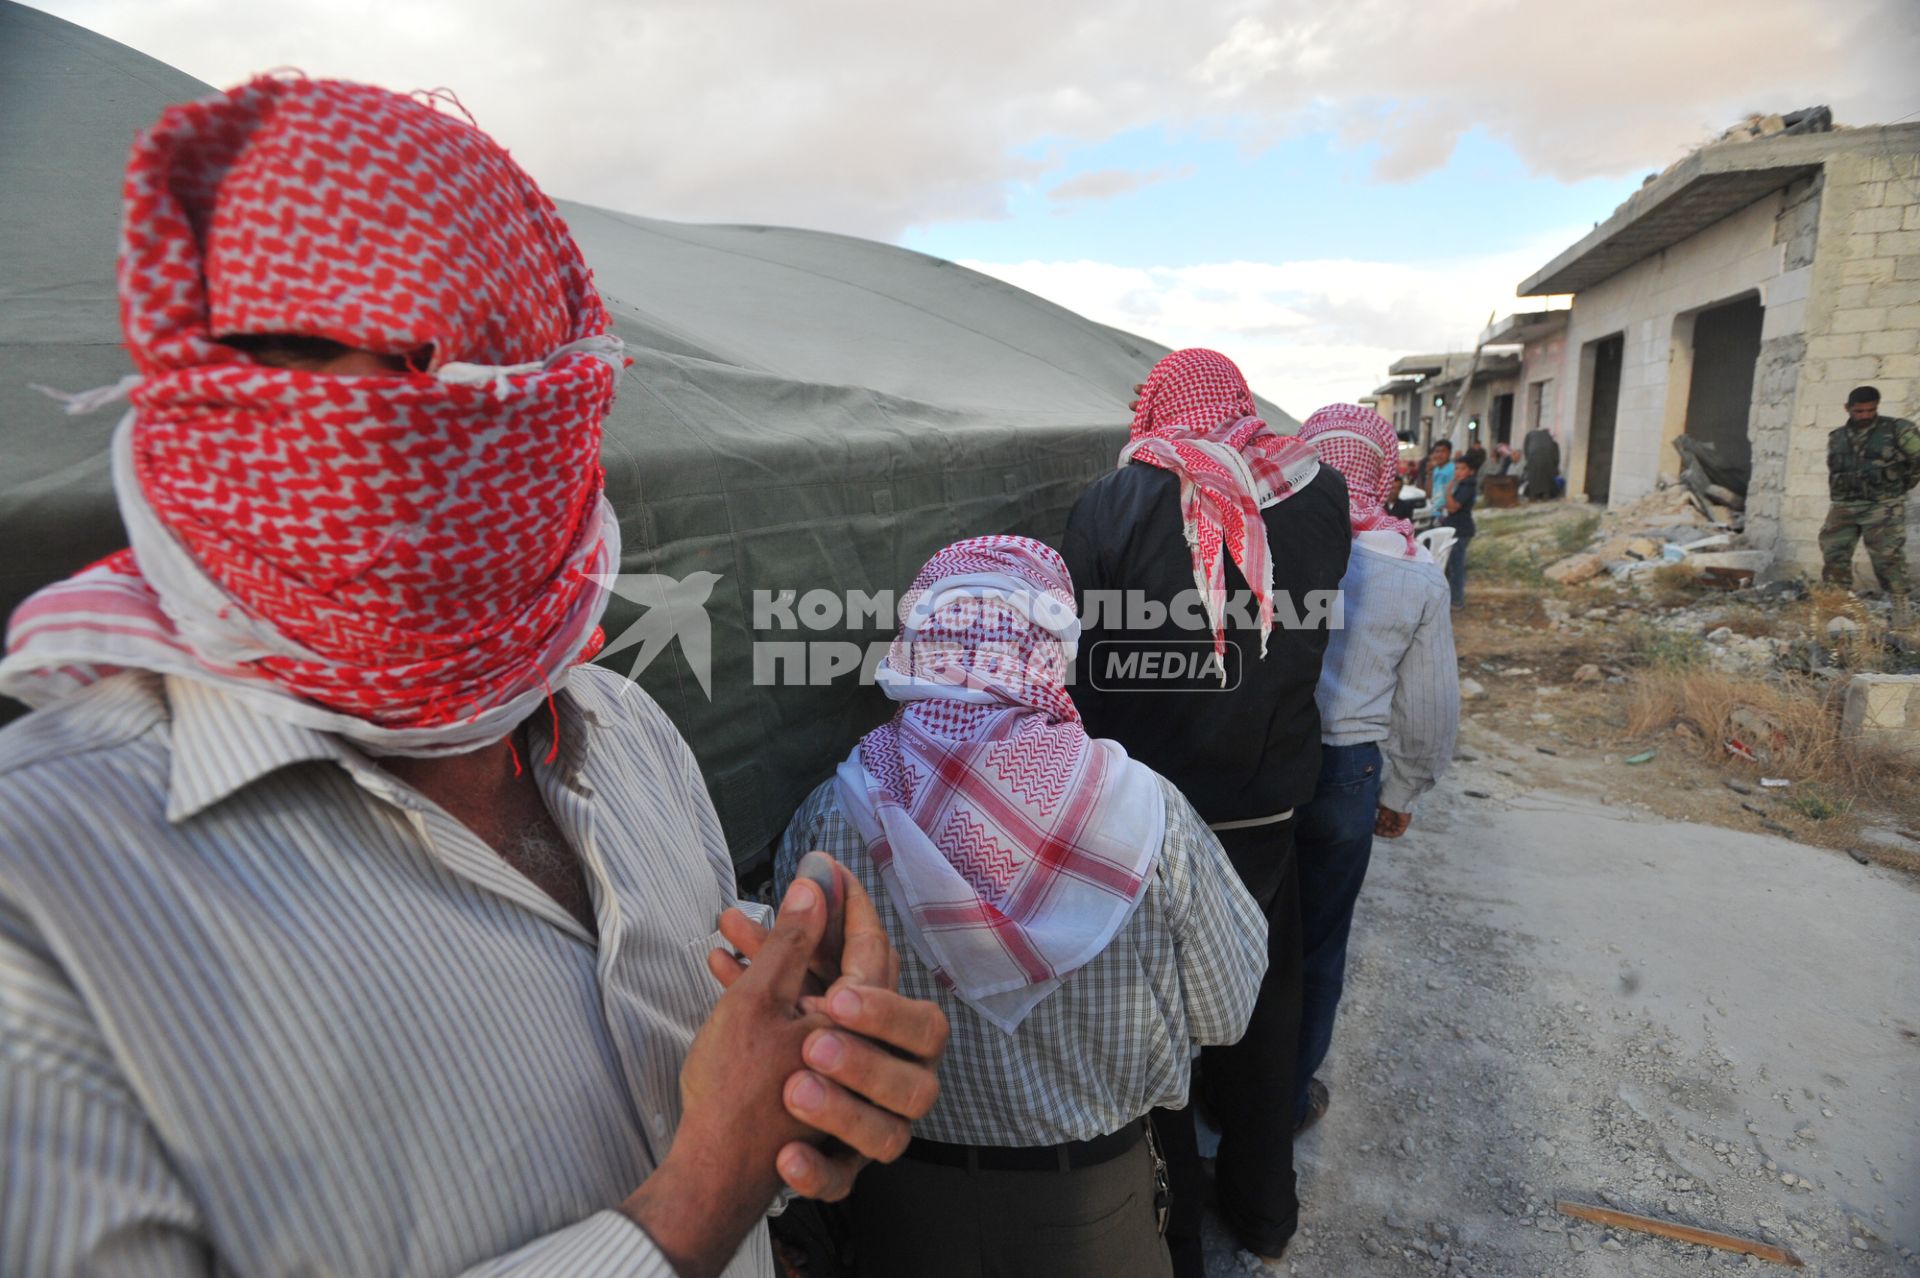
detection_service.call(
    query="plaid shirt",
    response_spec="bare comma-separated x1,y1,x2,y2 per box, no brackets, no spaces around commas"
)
777,774,1266,1146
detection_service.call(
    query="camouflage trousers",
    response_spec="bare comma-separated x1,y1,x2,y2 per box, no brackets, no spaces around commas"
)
1819,498,1908,596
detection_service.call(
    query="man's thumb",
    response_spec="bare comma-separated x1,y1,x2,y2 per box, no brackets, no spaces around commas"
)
756,877,827,1004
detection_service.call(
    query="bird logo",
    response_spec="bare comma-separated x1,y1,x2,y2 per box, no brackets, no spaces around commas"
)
588,571,723,699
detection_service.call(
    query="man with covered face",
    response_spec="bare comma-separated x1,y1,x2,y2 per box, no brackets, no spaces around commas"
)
0,76,943,1278
1061,349,1351,1269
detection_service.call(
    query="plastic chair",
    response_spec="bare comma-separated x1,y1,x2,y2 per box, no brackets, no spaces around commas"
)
1417,527,1457,577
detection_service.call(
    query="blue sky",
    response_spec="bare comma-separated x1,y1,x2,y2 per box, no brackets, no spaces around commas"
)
905,126,1646,270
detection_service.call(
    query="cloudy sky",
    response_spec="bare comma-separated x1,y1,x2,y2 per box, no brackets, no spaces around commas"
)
30,0,1920,414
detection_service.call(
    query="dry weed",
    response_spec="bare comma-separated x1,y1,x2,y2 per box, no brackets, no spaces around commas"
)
1625,669,1916,807
1705,605,1790,640
1647,563,1710,608
1805,585,1889,670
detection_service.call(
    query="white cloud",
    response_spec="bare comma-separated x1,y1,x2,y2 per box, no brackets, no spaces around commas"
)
30,0,1920,238
961,236,1578,417
1047,165,1194,204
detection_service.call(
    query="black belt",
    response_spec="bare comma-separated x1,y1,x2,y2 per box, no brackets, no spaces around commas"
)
902,1121,1144,1173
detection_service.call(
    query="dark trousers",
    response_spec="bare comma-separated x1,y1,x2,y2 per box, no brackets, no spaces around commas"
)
1447,531,1472,607
1289,742,1382,1125
1154,815,1303,1268
845,1135,1170,1278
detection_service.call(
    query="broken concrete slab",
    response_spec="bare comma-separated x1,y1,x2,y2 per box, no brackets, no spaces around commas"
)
1687,550,1771,573
1545,553,1605,585
1842,673,1920,756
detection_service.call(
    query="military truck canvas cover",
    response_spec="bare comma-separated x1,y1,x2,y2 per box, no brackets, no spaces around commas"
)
0,3,1298,860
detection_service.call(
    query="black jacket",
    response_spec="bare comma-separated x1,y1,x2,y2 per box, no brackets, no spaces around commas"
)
1061,461,1351,823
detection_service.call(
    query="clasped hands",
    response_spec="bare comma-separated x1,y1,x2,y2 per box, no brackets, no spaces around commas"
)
675,851,946,1179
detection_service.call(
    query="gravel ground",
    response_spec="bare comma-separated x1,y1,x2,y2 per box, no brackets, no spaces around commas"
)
1199,717,1920,1277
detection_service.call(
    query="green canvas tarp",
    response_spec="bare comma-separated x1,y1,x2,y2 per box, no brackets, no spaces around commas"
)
0,2,1297,863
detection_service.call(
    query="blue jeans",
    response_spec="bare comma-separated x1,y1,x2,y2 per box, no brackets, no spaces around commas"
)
1290,741,1382,1126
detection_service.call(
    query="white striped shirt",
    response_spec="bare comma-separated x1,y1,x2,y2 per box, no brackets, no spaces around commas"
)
775,775,1265,1146
1316,535,1460,812
0,667,773,1278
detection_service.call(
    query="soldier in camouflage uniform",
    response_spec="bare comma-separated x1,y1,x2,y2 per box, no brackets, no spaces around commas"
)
1820,386,1920,628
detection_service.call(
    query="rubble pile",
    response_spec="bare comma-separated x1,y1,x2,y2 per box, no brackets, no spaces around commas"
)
1545,481,1764,586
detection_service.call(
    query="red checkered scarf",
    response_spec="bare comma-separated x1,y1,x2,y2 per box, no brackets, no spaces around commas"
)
1123,348,1320,660
0,77,622,754
833,536,1164,1033
1299,402,1417,555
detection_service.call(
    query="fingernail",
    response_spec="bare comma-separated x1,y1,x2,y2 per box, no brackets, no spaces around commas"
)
781,878,819,916
780,1148,810,1182
806,1032,845,1069
829,988,862,1020
791,1073,826,1111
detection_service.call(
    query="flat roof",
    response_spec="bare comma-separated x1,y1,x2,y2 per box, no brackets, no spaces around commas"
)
1387,353,1455,377
1518,122,1920,297
1371,377,1421,397
1483,311,1569,345
1415,351,1523,390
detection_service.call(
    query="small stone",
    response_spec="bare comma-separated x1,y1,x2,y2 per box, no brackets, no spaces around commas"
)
1460,677,1487,700
1707,626,1734,643
1853,1237,1870,1251
1364,1237,1387,1257
1827,615,1861,638
1569,1233,1588,1252
1401,1135,1417,1156
1430,1223,1453,1242
1602,1238,1625,1252
1573,663,1603,682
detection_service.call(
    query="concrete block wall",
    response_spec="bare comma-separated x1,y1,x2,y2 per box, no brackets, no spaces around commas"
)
1778,144,1920,580
1744,177,1822,563
1553,194,1792,504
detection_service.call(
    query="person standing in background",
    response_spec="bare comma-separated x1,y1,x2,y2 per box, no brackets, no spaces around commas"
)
1421,439,1456,523
1443,446,1483,609
1288,404,1458,1134
1522,422,1561,501
1820,385,1920,629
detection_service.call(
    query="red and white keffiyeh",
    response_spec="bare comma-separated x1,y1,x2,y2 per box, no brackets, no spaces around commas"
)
833,536,1164,1033
1298,402,1417,556
0,77,624,753
1123,348,1320,661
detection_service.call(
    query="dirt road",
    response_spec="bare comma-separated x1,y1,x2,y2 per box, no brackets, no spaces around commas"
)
1201,716,1920,1276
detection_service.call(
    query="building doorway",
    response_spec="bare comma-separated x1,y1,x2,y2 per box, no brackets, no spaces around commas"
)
1585,335,1623,504
1491,392,1515,446
1683,294,1762,478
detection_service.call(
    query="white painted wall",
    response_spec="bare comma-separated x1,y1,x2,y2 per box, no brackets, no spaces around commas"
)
1551,193,1797,505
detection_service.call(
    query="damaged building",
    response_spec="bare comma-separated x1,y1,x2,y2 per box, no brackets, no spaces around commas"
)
1371,350,1524,453
1510,110,1920,580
